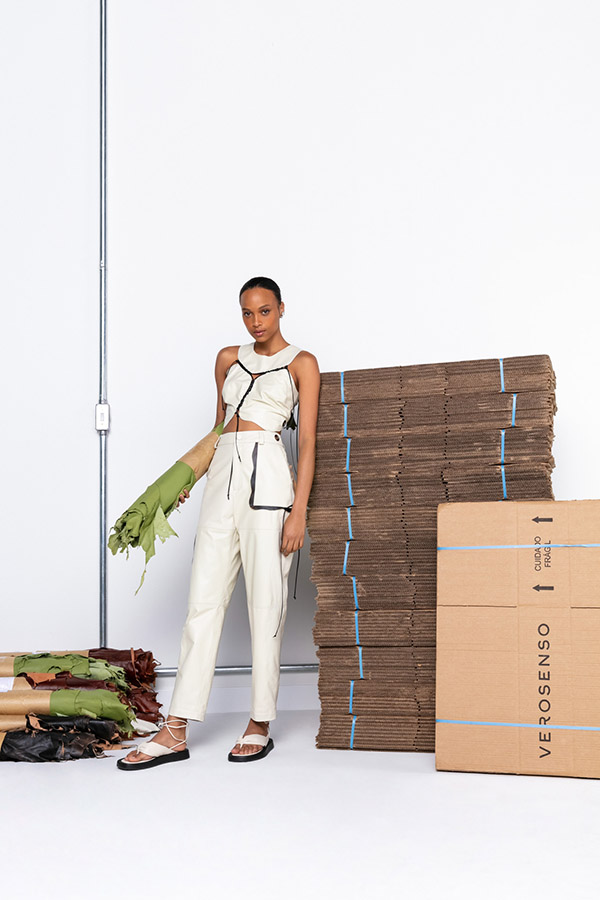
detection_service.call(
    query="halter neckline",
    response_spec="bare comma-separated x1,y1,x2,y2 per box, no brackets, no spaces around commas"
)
249,342,292,359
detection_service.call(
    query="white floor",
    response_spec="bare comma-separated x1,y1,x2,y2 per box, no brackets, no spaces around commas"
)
2,704,600,898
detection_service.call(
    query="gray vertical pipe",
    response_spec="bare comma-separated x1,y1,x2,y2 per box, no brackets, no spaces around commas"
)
99,0,108,647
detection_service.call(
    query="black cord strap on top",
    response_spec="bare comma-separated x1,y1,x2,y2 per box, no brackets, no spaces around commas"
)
225,359,294,499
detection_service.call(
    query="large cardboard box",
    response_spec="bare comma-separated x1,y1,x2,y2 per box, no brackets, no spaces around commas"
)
435,499,600,778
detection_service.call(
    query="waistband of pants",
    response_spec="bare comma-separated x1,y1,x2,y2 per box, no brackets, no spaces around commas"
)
215,429,282,446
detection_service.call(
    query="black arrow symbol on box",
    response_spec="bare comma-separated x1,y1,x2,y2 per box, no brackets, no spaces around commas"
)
532,516,553,523
533,584,554,592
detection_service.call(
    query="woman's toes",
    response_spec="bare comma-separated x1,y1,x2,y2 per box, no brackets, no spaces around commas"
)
125,747,152,763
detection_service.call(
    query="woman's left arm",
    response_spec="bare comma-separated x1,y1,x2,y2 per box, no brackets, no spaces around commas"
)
281,351,321,556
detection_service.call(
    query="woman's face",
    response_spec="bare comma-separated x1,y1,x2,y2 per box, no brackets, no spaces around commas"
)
240,288,283,341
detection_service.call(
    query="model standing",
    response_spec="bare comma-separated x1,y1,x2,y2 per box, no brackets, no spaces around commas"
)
118,276,320,769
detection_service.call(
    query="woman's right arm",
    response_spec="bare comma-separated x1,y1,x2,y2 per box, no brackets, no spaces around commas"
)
213,346,237,430
177,346,237,507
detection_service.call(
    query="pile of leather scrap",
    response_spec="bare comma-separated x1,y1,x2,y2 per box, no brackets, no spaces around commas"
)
307,354,556,752
0,647,163,762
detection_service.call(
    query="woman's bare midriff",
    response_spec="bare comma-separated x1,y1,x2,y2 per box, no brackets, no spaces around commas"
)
222,416,280,435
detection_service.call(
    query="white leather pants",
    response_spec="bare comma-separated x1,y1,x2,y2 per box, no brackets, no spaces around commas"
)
169,429,296,722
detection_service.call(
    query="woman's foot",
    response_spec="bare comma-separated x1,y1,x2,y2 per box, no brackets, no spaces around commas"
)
230,717,269,756
122,715,188,764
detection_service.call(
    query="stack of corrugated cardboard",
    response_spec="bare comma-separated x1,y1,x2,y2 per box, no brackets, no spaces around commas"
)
307,355,556,751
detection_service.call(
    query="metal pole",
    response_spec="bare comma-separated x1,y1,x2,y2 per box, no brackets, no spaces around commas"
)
96,0,109,647
157,664,318,677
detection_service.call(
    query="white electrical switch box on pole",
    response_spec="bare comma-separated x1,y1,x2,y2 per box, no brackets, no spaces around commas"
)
95,403,110,432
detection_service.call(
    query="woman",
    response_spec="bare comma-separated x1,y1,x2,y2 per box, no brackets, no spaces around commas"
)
118,276,320,769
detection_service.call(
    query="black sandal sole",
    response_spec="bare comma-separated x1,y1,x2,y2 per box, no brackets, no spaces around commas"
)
116,748,190,770
228,737,274,762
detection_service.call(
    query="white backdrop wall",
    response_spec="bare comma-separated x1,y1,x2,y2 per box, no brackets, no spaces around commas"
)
2,3,598,687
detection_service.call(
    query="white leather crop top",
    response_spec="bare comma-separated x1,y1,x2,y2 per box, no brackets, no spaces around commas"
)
221,342,301,431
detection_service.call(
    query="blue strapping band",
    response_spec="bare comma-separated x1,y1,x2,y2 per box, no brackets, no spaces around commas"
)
499,358,505,392
511,392,517,426
346,472,354,506
437,718,600,732
438,542,600,550
339,376,359,741
500,429,507,499
352,575,359,609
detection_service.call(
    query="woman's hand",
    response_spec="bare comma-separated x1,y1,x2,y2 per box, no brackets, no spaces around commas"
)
281,508,306,556
176,489,190,508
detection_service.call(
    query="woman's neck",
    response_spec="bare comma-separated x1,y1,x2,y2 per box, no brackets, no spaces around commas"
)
252,338,290,357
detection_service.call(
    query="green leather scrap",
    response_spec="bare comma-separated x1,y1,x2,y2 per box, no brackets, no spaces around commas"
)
49,689,136,737
108,460,196,594
13,653,129,691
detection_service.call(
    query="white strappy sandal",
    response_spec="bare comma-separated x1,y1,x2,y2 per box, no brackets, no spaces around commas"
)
227,725,274,762
117,720,190,770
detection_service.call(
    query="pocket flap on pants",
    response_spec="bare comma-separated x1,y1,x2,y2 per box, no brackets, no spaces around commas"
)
249,442,294,510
